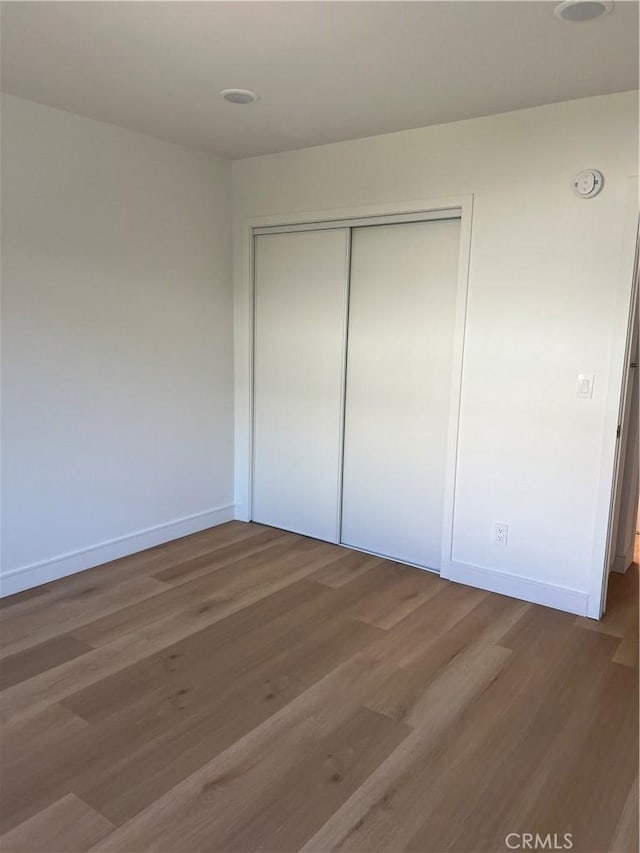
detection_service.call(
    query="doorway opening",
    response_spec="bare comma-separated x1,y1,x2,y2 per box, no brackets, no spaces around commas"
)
602,246,639,617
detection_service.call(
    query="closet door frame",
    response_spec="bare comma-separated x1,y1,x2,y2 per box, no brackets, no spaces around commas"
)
235,195,474,576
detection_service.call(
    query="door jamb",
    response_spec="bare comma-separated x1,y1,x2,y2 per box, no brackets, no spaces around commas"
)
588,176,640,618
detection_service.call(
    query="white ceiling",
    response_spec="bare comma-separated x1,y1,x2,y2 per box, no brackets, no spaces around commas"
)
1,1,638,159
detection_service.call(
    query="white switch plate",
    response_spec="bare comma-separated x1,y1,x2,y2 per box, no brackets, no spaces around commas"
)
577,373,595,399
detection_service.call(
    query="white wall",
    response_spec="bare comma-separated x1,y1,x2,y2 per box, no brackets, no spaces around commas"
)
232,92,639,616
1,94,234,593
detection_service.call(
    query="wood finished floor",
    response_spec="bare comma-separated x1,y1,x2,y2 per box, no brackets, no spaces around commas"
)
0,522,637,853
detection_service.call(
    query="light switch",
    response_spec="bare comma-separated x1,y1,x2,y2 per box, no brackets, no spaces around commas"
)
577,374,595,399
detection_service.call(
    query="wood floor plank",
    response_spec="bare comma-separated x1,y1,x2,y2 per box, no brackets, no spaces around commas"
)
62,553,422,731
0,523,269,634
0,525,636,853
514,662,639,853
310,550,387,587
89,653,401,852
0,575,168,659
94,520,274,581
0,542,346,728
362,579,489,667
301,641,512,853
69,534,335,647
498,599,579,655
60,566,406,729
348,562,442,629
1,703,89,773
319,645,550,853
0,794,114,853
610,772,640,853
77,617,382,825
575,561,638,639
0,635,94,690
574,563,639,669
151,526,289,584
308,623,616,853
403,628,628,853
0,584,50,611
0,581,330,828
61,579,325,724
365,592,529,724
3,579,388,830
220,707,411,853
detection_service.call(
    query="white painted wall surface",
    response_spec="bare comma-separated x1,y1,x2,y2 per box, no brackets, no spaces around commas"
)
1,94,234,592
233,92,639,614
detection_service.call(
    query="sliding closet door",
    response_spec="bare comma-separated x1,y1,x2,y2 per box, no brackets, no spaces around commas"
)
341,219,460,569
252,229,349,541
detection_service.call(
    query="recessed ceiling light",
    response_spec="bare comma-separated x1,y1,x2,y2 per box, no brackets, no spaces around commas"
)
220,88,259,105
554,0,613,22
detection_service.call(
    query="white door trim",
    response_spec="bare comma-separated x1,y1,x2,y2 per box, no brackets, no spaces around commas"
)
252,207,461,235
587,176,639,618
233,194,474,580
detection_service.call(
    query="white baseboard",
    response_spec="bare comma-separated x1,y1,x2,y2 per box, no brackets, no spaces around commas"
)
0,504,236,598
611,542,634,574
233,502,251,523
443,560,589,617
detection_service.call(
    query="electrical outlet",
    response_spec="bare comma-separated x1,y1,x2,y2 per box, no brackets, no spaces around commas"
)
494,523,508,546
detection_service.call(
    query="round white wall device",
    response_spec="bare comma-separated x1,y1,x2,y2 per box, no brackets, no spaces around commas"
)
572,169,604,198
220,88,260,104
554,1,613,22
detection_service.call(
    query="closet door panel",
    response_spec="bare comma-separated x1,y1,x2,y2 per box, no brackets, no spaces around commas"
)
341,219,460,569
252,229,349,541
